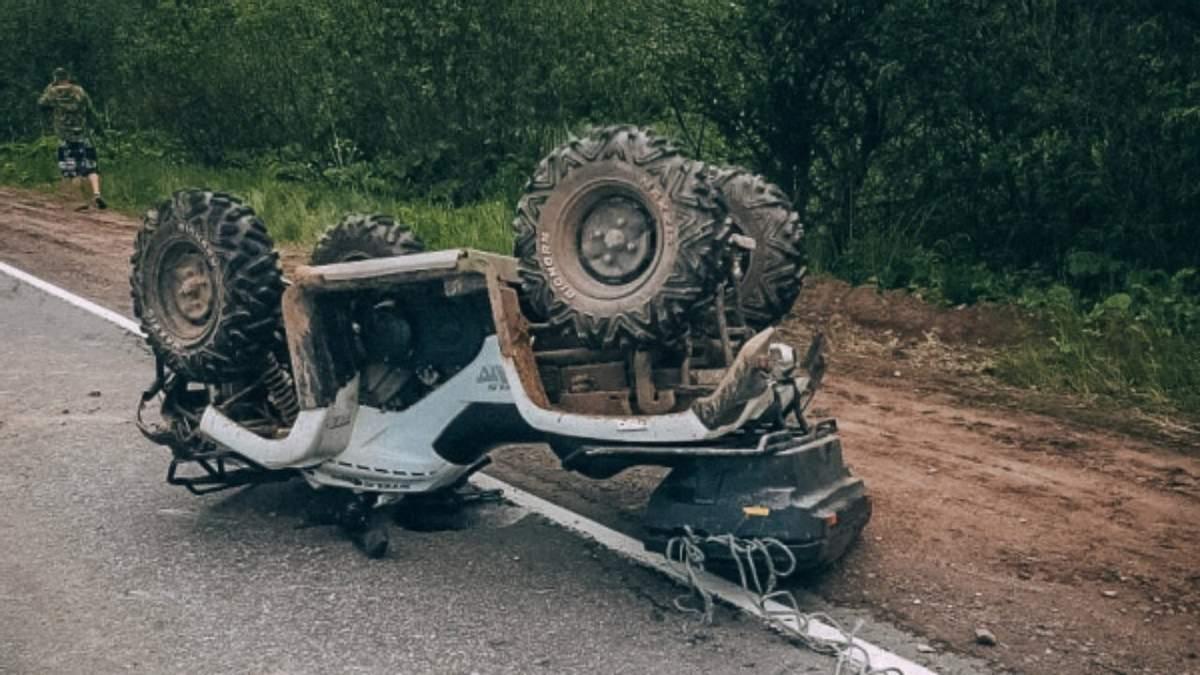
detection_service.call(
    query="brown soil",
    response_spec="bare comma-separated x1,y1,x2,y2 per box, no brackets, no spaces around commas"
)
2,186,1197,675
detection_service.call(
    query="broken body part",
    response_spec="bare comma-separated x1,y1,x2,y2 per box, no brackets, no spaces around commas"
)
141,248,870,567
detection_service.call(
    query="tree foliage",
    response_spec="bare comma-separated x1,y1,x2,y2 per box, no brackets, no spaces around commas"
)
1,0,1197,287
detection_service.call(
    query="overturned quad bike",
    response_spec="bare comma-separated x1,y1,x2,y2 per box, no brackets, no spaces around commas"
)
131,126,871,564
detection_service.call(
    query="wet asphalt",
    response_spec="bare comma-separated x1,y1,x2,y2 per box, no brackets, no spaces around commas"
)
0,273,848,674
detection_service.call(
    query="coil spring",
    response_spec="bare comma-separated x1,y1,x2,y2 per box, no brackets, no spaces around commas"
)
263,353,299,426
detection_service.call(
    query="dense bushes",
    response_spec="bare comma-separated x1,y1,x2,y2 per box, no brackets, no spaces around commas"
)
1,0,1197,411
1,0,668,202
4,0,1195,283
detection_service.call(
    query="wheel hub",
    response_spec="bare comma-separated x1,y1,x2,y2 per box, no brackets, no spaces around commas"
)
578,197,656,284
173,256,213,323
156,242,216,342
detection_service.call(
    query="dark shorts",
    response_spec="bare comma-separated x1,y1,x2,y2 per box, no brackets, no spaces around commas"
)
57,141,98,178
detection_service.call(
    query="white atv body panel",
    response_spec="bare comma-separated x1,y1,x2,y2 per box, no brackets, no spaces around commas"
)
194,249,798,493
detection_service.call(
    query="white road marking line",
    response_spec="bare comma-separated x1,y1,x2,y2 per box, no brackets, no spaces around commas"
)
0,260,145,337
0,261,937,675
471,473,937,675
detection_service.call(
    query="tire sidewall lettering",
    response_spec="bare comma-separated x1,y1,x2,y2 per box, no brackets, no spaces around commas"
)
539,230,577,300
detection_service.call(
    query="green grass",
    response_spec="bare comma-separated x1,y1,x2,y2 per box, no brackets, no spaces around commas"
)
0,136,514,252
993,280,1200,417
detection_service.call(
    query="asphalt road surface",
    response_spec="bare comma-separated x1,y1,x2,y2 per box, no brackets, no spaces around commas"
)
0,267,854,674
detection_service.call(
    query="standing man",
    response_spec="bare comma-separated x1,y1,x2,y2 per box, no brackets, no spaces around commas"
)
38,67,106,210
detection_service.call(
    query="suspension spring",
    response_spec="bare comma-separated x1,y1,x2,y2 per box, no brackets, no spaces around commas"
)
262,353,299,426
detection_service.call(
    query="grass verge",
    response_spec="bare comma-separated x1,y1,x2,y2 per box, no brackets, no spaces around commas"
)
3,136,1198,419
993,280,1200,418
0,136,513,252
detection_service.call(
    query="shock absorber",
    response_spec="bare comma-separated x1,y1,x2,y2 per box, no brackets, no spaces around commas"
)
262,352,299,426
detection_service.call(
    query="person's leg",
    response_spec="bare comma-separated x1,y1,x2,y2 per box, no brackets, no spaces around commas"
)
88,172,105,208
84,144,105,209
71,177,90,210
55,142,90,210
55,143,75,206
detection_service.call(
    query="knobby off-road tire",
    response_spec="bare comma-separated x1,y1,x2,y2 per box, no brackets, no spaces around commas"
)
513,125,726,348
713,168,805,329
309,213,427,396
130,189,286,382
310,213,425,264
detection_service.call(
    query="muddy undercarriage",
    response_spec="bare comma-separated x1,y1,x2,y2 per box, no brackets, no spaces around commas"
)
130,126,870,562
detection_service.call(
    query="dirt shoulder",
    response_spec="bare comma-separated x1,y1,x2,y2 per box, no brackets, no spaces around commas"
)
2,186,1197,675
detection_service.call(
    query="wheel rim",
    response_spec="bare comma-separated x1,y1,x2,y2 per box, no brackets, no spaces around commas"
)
576,196,657,285
154,239,216,345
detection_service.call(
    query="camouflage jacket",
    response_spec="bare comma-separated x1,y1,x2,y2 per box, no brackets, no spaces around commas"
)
38,83,95,143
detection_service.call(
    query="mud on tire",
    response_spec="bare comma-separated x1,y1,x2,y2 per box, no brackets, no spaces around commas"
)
311,213,425,264
713,168,805,328
130,189,285,382
513,125,726,348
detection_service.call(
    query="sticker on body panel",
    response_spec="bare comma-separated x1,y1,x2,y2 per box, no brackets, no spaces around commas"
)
617,418,648,431
477,364,510,391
